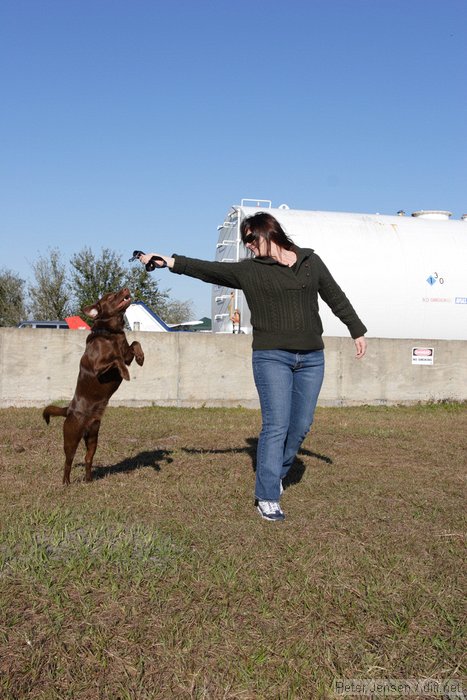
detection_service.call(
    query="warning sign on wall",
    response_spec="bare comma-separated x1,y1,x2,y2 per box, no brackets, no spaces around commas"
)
412,347,434,365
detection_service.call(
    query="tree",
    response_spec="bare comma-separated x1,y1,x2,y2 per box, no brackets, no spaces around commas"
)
124,266,171,316
28,248,72,320
70,247,126,312
0,269,27,326
70,246,195,323
164,298,194,324
124,267,194,323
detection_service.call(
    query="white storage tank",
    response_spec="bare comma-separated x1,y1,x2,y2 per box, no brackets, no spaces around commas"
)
212,200,467,340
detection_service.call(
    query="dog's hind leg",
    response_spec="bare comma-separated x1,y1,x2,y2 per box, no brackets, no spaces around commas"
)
63,415,84,485
83,420,101,482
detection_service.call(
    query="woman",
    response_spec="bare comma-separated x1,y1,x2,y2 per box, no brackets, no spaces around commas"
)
140,212,367,522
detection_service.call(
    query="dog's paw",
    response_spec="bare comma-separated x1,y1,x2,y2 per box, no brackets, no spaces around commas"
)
131,342,144,366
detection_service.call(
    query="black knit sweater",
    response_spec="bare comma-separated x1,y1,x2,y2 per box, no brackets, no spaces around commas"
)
170,246,367,350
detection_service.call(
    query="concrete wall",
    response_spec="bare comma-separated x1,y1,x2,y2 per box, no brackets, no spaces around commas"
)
1,328,466,408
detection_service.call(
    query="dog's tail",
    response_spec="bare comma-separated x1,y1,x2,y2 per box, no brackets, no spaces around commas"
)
43,405,69,424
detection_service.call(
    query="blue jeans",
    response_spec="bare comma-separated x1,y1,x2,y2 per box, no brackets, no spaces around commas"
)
252,349,325,502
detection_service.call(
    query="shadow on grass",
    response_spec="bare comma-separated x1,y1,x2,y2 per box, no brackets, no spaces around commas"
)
91,449,174,480
182,436,332,488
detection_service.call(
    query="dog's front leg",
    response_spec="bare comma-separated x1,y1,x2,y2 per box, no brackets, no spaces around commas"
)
96,359,130,381
128,341,144,366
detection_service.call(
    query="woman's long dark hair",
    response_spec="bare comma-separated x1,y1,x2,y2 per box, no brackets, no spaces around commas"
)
240,212,294,257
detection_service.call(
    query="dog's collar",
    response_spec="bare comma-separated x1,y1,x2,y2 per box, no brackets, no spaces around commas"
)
90,327,125,336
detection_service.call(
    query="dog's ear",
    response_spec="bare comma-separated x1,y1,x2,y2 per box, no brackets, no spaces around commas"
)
82,302,100,319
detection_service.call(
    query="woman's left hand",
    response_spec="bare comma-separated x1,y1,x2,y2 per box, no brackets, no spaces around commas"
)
354,336,367,359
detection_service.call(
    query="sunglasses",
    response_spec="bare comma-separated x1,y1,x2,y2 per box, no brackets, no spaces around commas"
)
243,232,256,245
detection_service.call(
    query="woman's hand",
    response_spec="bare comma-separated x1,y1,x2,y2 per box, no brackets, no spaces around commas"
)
140,253,175,269
354,336,367,359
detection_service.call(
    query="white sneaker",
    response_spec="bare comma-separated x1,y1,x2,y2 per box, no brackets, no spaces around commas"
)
256,500,285,521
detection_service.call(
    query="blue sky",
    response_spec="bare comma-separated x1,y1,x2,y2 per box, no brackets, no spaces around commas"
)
1,0,466,318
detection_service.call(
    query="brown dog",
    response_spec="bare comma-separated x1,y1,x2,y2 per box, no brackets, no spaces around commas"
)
43,287,144,484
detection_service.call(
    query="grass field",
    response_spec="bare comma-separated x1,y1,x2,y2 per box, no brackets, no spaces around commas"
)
0,404,465,699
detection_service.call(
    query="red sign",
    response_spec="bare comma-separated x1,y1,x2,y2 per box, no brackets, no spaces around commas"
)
65,316,91,330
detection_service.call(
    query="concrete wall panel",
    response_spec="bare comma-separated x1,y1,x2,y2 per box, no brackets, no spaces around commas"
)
1,329,465,408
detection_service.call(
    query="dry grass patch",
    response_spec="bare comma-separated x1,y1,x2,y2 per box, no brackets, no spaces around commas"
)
0,404,465,699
